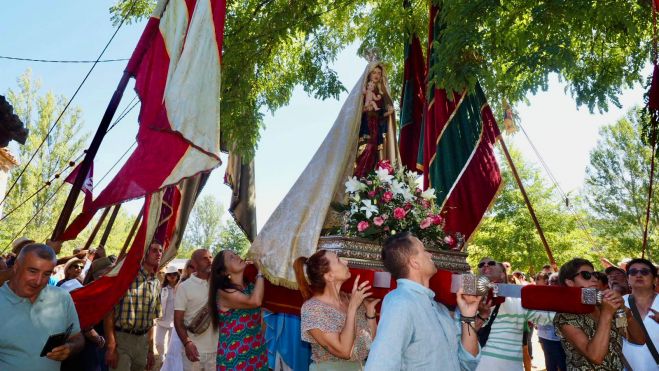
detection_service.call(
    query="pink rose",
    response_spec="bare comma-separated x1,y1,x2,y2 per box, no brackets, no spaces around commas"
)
376,160,394,174
420,217,433,229
403,203,413,211
357,221,369,232
420,199,431,209
382,213,389,220
368,190,377,198
431,215,444,225
444,235,455,246
382,191,394,202
373,216,385,226
393,207,407,220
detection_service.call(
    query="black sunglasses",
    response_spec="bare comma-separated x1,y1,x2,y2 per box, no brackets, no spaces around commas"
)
628,268,651,277
572,271,594,280
478,261,497,268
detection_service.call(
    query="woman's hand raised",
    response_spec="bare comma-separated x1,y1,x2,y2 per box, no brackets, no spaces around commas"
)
349,275,373,311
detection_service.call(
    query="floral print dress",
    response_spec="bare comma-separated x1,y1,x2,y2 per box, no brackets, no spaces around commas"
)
554,312,624,370
216,283,267,371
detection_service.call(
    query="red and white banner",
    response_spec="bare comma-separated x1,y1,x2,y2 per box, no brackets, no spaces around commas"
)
59,0,226,241
64,162,93,211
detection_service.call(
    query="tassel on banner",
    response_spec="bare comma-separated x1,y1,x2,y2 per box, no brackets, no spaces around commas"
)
502,99,518,135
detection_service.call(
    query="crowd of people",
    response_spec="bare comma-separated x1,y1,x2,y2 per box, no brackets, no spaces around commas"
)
0,232,657,371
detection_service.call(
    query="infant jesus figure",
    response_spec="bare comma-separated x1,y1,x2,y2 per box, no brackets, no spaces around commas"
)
363,80,381,111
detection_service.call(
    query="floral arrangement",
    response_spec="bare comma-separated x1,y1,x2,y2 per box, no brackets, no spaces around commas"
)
337,160,462,250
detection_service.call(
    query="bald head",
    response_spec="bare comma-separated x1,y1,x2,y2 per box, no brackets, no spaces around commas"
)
191,249,212,278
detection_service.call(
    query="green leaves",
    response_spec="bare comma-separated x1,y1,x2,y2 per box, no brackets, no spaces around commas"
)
584,107,658,262
110,0,654,156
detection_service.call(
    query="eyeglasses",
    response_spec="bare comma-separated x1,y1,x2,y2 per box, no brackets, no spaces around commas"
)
572,271,594,280
628,268,651,277
478,261,496,269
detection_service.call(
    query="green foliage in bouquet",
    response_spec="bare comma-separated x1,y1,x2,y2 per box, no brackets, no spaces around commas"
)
339,161,460,249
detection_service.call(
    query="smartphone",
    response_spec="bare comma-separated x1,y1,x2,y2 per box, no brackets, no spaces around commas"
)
40,323,73,357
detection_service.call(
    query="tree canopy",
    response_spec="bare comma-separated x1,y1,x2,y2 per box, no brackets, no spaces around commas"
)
110,0,654,157
584,106,658,262
468,146,598,274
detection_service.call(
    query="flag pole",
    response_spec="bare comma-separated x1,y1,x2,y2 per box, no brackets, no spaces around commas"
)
51,72,133,241
118,206,143,260
82,207,111,250
98,204,122,249
498,137,557,268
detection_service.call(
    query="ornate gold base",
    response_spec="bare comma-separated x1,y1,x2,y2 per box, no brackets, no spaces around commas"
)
318,235,470,273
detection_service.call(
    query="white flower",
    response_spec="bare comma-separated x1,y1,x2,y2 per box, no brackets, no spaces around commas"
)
350,203,359,215
401,188,415,202
390,179,408,197
360,199,379,219
375,167,394,184
420,188,437,200
345,176,366,193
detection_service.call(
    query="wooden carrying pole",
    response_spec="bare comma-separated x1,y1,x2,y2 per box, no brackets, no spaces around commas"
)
118,207,143,261
98,204,121,249
499,137,557,267
82,207,111,250
51,72,132,241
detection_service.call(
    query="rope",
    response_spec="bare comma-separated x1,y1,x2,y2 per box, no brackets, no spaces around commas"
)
515,122,602,251
0,0,137,209
0,94,138,224
0,152,85,223
0,55,129,64
1,180,68,254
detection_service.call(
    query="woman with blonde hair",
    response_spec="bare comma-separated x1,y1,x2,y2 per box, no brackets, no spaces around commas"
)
294,250,379,370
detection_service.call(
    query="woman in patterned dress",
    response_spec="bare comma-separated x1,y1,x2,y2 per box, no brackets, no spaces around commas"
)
208,250,267,371
554,258,645,370
293,250,380,370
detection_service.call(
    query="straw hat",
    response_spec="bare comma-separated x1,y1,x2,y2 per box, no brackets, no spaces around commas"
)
11,237,34,255
63,258,85,277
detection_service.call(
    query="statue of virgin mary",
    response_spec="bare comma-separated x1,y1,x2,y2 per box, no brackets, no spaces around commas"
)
249,61,401,288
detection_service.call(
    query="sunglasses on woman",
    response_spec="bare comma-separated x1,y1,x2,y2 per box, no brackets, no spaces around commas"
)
478,261,497,268
572,271,594,280
627,268,651,277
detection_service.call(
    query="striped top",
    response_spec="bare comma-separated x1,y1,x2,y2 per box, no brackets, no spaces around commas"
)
475,297,554,371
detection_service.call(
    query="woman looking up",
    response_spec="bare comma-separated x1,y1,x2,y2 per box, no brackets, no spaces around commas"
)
209,250,267,371
294,250,379,370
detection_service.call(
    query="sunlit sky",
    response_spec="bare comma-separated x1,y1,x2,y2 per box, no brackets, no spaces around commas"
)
1,1,650,232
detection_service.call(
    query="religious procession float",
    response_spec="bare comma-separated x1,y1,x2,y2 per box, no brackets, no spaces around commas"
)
12,0,654,330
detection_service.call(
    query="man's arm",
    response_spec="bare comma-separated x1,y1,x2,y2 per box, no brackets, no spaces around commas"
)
146,325,155,370
364,296,412,371
175,310,200,362
104,310,119,368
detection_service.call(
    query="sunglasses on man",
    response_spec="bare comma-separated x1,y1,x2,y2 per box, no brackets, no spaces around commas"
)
627,268,652,277
478,261,497,269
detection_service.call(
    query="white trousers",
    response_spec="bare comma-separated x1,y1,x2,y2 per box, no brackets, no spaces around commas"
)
182,351,216,371
155,324,172,361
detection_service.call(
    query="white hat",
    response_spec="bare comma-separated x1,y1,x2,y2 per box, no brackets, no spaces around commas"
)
165,265,179,274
